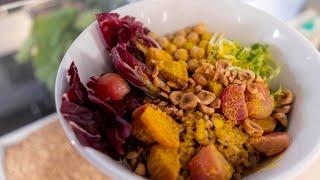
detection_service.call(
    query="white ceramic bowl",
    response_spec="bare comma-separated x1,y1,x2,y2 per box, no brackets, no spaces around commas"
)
55,0,320,179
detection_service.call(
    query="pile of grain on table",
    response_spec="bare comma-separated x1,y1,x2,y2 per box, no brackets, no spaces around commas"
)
4,121,108,180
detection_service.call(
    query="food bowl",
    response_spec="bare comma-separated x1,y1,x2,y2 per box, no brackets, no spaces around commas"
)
55,0,320,179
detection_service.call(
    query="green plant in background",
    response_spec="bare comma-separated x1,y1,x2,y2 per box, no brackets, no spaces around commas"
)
16,7,97,92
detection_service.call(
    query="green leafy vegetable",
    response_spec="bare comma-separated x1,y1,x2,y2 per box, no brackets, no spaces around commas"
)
208,33,280,81
16,7,96,92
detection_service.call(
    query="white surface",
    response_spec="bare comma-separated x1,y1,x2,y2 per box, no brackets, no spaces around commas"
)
244,0,306,20
55,0,320,179
0,113,56,180
0,10,32,56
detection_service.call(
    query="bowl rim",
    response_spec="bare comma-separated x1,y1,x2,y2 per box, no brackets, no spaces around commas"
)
55,0,320,179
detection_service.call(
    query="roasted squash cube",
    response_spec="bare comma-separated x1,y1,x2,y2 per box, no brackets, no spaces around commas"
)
146,47,173,64
156,60,188,84
147,145,180,180
131,105,179,148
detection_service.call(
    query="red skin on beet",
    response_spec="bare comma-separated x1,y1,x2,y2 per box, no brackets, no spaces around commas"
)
221,84,248,122
95,73,131,101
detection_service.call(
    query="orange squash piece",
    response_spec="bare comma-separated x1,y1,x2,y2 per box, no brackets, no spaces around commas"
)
131,104,179,148
147,145,180,180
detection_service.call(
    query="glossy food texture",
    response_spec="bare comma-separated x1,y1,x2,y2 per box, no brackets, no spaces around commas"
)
221,84,248,122
96,13,160,96
60,62,138,157
189,144,233,180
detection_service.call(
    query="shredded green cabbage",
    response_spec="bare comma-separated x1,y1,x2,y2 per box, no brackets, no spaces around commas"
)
207,33,280,81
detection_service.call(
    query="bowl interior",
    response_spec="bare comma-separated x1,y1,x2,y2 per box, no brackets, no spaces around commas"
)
55,0,320,179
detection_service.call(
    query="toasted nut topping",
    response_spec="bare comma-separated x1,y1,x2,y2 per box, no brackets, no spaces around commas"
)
192,73,208,86
278,89,294,105
210,98,221,109
272,113,288,127
274,105,291,114
167,81,179,89
238,69,255,82
199,104,215,115
134,163,146,176
126,151,139,160
176,109,184,117
158,101,168,107
216,59,231,71
196,90,216,105
159,91,169,99
170,91,183,105
243,119,264,137
179,92,198,110
194,85,203,93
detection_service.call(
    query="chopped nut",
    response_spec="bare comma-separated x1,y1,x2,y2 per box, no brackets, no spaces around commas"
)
277,89,294,106
233,79,243,85
179,92,198,110
192,73,208,86
216,59,231,71
238,69,255,82
158,101,168,107
221,74,229,86
196,90,216,105
243,119,264,137
210,98,221,109
274,105,291,114
126,151,139,160
194,85,203,93
188,78,196,88
272,113,288,127
160,92,169,99
176,109,184,117
167,81,179,89
153,77,171,93
199,104,215,115
134,163,146,176
170,91,183,105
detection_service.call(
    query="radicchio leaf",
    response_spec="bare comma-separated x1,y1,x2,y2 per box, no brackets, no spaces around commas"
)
111,44,158,95
60,62,137,157
96,13,160,96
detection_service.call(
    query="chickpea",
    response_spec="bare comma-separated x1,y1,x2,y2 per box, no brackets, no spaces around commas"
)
166,43,177,54
173,35,186,47
188,59,200,72
175,29,187,37
193,22,207,34
158,37,170,48
198,40,208,49
190,46,205,58
183,42,195,50
148,32,159,39
201,32,212,41
174,48,189,61
187,32,200,43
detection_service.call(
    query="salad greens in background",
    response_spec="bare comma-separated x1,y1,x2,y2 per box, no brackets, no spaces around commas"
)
16,7,96,92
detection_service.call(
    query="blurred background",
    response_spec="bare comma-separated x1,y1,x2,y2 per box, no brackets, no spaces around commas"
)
0,0,319,135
